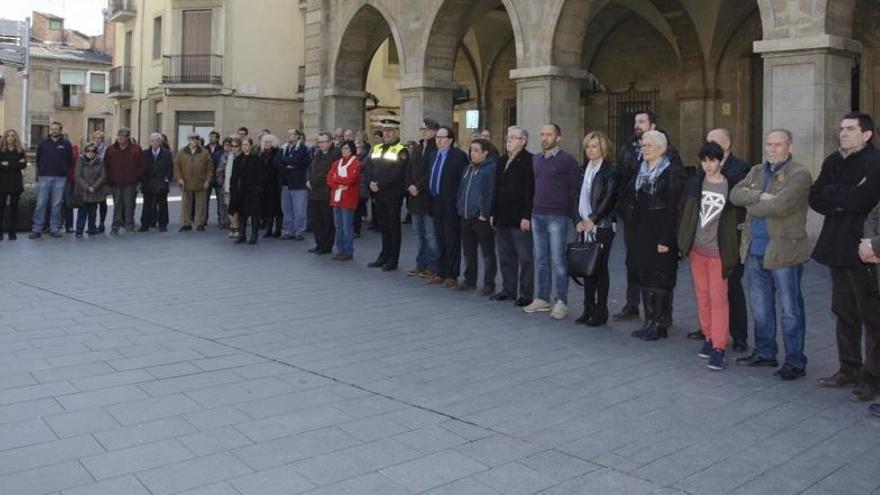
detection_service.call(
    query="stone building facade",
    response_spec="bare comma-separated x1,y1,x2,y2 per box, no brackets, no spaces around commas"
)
304,0,880,176
106,0,307,150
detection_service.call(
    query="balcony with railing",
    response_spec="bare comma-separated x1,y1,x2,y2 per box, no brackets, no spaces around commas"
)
162,54,223,88
106,0,136,22
108,66,133,97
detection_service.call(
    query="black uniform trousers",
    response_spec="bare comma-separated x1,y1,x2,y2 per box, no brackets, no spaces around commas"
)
830,265,880,387
309,199,334,252
374,192,402,267
141,192,169,229
431,197,461,280
728,264,748,344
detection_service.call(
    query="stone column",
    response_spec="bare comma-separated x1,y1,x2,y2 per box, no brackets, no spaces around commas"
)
676,90,715,169
754,35,861,177
396,81,454,143
302,1,327,140
509,66,587,155
321,90,365,132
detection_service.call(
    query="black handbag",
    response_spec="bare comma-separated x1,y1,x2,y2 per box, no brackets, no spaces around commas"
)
566,231,602,284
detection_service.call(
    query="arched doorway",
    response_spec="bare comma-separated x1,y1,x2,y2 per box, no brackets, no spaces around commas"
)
327,4,404,134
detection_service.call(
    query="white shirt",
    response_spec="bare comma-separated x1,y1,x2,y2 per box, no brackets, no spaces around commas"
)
578,159,603,223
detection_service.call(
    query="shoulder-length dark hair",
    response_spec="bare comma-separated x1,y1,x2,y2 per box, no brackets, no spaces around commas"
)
340,140,357,157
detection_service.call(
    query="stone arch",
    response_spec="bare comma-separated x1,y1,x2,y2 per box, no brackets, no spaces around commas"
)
419,0,521,84
551,0,613,71
756,0,858,40
329,2,405,93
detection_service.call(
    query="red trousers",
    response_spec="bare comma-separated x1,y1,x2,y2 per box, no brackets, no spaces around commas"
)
690,250,729,350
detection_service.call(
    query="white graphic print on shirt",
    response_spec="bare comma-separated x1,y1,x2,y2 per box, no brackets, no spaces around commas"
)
700,190,725,228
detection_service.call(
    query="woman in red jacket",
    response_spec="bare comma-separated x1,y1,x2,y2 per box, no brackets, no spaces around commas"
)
327,140,360,260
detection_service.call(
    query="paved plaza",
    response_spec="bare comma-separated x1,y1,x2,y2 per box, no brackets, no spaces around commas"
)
0,204,878,495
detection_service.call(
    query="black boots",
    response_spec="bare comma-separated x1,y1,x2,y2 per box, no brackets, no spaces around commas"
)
631,289,655,338
249,220,260,245
586,306,608,327
575,303,594,325
642,290,670,341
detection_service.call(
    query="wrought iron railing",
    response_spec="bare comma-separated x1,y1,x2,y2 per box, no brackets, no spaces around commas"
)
162,54,223,85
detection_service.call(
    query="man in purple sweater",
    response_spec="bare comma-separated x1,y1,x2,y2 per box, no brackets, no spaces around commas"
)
523,123,581,319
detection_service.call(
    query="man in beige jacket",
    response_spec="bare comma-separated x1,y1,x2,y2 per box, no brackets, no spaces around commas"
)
175,133,213,231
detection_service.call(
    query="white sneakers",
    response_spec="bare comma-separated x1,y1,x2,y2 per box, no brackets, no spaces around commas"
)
523,298,568,320
550,300,568,320
523,299,551,313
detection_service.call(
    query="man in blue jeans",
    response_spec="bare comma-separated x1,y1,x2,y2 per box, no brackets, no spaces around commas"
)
729,129,812,380
523,123,580,320
30,121,73,239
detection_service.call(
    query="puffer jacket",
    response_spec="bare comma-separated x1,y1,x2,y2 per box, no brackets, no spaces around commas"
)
457,157,497,220
74,155,107,203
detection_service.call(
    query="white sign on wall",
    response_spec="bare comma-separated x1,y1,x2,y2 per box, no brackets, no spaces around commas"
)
465,110,480,129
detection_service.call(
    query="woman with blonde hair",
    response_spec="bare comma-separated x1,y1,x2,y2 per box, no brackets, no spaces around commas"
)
575,131,619,326
0,129,27,240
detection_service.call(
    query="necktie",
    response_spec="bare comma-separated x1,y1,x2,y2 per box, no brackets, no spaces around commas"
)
430,151,443,196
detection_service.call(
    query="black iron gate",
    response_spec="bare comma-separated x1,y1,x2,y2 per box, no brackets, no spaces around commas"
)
607,83,659,149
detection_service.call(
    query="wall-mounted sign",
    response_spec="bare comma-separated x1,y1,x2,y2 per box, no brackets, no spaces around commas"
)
466,110,479,129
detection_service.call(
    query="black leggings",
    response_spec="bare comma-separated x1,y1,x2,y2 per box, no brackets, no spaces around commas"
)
0,192,20,234
582,228,615,310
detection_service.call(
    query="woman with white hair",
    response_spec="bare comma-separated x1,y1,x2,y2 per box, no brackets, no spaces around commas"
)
625,129,684,341
259,134,282,238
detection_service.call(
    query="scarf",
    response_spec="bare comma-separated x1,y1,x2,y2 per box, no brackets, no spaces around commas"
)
635,155,670,192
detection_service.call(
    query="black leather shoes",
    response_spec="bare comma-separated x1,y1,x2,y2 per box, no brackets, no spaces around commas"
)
686,330,704,340
381,264,398,272
367,260,386,268
735,352,778,367
490,293,513,301
817,372,859,388
732,340,748,353
613,306,639,321
514,298,531,307
849,383,879,402
774,364,805,381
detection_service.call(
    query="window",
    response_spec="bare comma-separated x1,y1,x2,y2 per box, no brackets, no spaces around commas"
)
49,20,62,31
31,124,48,146
152,16,162,60
124,109,132,128
59,69,86,108
87,118,105,137
88,71,107,93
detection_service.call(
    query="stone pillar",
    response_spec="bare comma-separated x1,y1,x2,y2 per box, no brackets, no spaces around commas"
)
302,1,327,140
754,35,861,177
321,90,365,132
676,90,715,169
510,66,587,155
396,82,454,143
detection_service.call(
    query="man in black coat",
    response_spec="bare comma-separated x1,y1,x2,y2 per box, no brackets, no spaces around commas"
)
684,128,750,352
368,119,410,271
140,133,174,232
812,111,880,402
614,110,684,321
307,133,339,254
427,125,468,287
405,118,439,277
492,125,534,306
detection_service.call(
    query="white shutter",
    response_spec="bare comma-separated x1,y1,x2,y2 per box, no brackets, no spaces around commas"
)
59,69,86,85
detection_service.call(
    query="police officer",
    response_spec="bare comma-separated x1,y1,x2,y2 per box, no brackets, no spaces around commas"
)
367,119,410,271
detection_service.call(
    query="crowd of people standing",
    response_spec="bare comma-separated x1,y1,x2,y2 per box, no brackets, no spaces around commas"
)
2,109,880,417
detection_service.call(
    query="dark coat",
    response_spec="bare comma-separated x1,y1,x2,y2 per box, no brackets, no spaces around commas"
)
35,137,73,177
493,149,534,229
229,152,267,217
626,159,684,274
578,160,619,229
0,149,27,194
260,147,281,217
74,155,107,203
406,138,436,215
810,145,880,267
105,142,145,186
427,146,468,218
369,140,409,198
678,172,745,279
615,135,684,221
275,142,310,190
309,147,340,202
141,147,173,194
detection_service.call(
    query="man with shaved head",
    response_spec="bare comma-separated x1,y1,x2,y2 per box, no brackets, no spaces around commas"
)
685,129,750,353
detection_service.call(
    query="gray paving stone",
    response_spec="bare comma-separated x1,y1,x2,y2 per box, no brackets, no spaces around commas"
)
455,434,545,468
179,426,254,456
69,369,154,391
233,427,362,470
174,482,241,495
471,462,559,494
0,417,57,450
138,369,243,397
540,468,659,495
305,473,414,495
81,438,194,479
229,464,315,495
183,405,252,431
338,415,412,442
44,407,120,438
0,460,94,495
136,452,253,495
104,393,203,425
0,398,64,424
294,437,423,486
56,384,149,411
236,404,355,442
186,377,296,408
518,450,601,482
379,450,489,492
93,416,197,451
0,435,104,476
61,475,151,495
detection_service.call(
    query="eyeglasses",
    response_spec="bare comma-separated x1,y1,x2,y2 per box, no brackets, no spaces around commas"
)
232,145,240,148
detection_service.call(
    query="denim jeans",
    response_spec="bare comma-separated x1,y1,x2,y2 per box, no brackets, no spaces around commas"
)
412,213,439,273
75,202,98,234
532,213,571,303
32,176,66,233
746,255,807,369
281,187,309,236
333,207,355,255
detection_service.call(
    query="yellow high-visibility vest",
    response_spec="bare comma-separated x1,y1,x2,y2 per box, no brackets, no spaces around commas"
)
371,142,406,162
